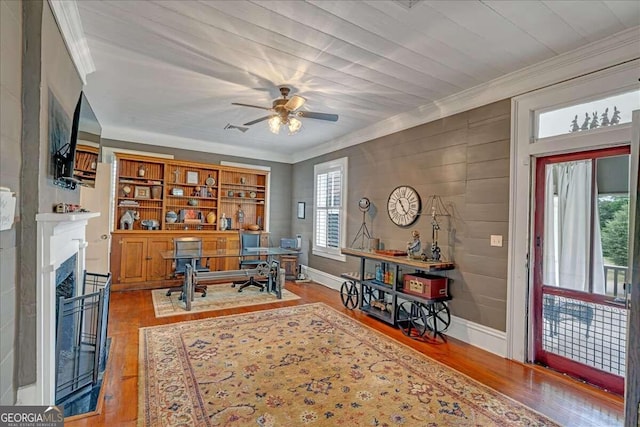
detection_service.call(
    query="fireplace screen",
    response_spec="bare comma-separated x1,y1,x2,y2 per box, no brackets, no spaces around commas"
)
55,271,111,404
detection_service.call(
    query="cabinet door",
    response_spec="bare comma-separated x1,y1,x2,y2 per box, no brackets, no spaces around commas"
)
147,237,171,281
202,237,221,271
119,237,147,283
223,236,240,271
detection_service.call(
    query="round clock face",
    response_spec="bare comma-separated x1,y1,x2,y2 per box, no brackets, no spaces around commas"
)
387,186,421,227
358,197,371,212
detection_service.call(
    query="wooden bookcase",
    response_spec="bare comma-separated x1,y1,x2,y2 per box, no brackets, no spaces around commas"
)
110,153,269,289
73,144,99,186
113,154,269,233
114,156,165,231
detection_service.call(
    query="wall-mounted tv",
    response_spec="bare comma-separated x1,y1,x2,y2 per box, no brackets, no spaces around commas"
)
51,91,81,190
72,94,102,187
51,92,101,190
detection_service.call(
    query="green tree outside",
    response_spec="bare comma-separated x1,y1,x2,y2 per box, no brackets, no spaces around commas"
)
599,196,629,266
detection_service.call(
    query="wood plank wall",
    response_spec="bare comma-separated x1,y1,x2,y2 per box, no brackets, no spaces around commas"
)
292,99,512,331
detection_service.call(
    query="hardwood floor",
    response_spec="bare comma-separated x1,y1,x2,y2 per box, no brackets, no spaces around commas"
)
66,281,623,426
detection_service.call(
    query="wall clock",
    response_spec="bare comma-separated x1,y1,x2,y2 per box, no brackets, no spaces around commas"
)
387,185,421,227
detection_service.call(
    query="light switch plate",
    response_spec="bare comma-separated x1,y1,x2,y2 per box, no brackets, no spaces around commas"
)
490,235,503,247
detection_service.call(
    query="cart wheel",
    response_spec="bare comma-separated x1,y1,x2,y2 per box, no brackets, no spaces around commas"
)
424,301,451,341
396,300,428,338
340,280,359,309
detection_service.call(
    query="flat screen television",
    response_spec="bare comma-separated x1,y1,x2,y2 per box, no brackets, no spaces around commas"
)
52,92,101,189
52,92,82,190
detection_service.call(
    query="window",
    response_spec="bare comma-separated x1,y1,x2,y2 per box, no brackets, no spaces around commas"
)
313,157,347,261
536,89,639,139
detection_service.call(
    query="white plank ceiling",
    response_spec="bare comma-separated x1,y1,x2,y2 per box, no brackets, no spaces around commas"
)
76,0,640,162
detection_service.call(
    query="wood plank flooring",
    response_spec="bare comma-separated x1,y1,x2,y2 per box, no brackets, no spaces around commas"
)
66,281,623,426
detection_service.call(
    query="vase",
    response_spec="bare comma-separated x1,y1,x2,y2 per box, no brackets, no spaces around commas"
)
206,212,216,224
151,186,162,199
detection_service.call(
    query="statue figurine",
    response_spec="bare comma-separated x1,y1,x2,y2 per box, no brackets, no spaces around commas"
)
610,106,621,125
580,112,590,131
589,111,599,129
119,210,139,230
570,115,580,132
406,230,421,257
600,108,610,126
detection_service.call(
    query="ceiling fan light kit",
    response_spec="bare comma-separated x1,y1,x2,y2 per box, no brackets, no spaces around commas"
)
268,115,303,135
232,86,338,135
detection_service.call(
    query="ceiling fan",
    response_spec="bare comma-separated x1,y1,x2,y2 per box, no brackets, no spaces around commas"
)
232,87,338,135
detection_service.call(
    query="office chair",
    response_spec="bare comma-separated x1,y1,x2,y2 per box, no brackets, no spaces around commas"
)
232,230,268,292
166,237,210,299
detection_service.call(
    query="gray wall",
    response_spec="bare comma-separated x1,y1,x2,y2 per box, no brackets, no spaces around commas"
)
101,138,293,245
15,1,83,389
293,100,511,331
0,0,22,405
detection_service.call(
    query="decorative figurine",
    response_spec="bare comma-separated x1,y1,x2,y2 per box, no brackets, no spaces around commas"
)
589,111,599,129
137,164,145,177
120,210,139,230
600,108,610,126
570,115,580,132
406,230,421,258
580,112,590,131
610,106,621,125
173,169,179,183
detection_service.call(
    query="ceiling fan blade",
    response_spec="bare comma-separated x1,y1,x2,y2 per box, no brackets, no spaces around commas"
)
284,95,305,111
243,115,272,126
298,111,339,122
232,102,272,111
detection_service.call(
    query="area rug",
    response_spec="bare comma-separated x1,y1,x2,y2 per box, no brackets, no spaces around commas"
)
138,303,559,426
150,284,300,318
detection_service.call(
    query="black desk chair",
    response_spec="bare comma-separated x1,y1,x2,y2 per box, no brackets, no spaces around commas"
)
232,230,268,292
166,237,210,299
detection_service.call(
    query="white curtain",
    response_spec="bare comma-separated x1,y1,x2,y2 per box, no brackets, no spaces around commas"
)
543,160,605,293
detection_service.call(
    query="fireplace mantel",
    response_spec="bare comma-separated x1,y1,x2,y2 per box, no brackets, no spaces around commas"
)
19,211,100,405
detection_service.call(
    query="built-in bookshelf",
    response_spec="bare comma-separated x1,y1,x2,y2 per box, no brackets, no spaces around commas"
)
113,153,269,233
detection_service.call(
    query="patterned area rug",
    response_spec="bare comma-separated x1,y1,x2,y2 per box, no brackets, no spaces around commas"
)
138,303,559,426
150,284,300,318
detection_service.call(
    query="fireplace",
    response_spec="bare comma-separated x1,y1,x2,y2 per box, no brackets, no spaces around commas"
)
55,254,77,321
18,211,99,405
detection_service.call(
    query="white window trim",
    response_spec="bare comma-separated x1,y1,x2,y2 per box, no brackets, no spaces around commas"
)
313,157,348,262
508,60,639,362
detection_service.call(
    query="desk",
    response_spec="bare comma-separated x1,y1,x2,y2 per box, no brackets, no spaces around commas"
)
341,248,455,342
161,247,300,310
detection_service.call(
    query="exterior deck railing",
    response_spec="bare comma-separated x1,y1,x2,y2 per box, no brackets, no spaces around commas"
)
603,264,627,299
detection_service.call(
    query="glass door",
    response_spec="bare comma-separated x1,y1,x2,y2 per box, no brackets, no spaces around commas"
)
533,146,630,395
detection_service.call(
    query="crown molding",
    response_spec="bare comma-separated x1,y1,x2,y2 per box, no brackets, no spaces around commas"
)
101,125,293,164
48,0,95,84
292,26,640,164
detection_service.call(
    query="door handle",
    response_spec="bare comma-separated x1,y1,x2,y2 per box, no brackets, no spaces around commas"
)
100,234,109,240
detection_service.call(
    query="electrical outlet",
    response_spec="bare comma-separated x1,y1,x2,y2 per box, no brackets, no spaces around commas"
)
490,235,503,247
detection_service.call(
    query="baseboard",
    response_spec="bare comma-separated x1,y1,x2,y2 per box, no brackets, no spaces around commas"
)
446,315,507,357
304,266,507,357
